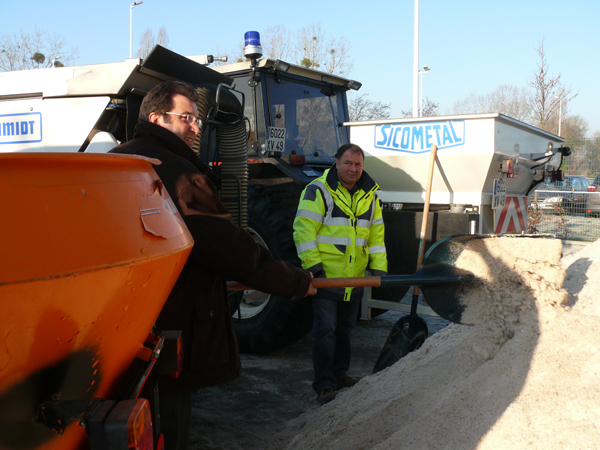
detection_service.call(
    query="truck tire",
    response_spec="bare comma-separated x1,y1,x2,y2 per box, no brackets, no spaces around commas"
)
233,185,314,354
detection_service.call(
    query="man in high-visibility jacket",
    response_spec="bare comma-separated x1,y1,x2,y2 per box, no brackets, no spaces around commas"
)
293,143,388,405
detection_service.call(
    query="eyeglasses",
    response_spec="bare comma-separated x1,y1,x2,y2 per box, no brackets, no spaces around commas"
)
164,112,203,128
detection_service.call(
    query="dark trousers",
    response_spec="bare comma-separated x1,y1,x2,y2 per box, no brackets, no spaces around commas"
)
159,389,193,450
311,296,361,394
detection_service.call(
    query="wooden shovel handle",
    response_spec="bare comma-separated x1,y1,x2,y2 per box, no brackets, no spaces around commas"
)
227,276,382,292
414,144,438,297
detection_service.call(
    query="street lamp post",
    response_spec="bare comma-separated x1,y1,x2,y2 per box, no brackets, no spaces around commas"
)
555,95,562,136
419,66,431,117
130,1,143,59
412,0,420,117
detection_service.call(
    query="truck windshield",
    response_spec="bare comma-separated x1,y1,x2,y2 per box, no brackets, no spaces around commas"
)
265,76,348,162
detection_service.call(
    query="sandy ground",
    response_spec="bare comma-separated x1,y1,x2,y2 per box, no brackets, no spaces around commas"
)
188,307,449,449
188,236,600,449
277,236,600,450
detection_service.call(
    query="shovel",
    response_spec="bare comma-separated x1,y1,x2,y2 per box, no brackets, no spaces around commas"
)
226,233,481,324
373,143,438,373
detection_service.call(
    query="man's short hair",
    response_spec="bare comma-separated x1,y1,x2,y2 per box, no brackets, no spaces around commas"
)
335,144,365,160
139,81,199,121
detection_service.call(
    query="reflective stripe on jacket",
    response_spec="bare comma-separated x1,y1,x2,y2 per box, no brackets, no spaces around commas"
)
293,167,387,301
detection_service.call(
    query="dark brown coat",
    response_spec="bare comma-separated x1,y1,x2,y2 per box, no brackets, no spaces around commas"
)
110,122,311,392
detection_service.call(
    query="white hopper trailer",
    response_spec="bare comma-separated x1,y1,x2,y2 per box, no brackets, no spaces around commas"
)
345,113,568,317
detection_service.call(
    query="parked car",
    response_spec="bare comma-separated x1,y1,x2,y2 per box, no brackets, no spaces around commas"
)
587,174,600,216
534,175,590,215
588,174,600,192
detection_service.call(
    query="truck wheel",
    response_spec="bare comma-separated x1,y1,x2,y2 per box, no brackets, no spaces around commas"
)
233,185,313,354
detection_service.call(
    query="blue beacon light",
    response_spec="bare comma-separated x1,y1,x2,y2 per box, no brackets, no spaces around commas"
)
244,31,263,60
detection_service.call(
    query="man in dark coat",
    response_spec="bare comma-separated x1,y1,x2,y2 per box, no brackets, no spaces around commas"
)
110,81,315,449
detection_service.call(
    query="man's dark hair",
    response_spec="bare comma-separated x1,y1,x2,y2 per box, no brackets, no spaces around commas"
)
335,143,365,160
139,81,199,121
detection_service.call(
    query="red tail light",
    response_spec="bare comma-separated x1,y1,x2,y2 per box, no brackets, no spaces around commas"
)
125,399,154,450
171,332,183,379
155,434,165,450
290,154,306,165
104,399,154,450
152,330,183,378
588,185,597,192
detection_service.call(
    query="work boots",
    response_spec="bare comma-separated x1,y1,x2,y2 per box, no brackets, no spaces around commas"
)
317,389,337,406
336,376,360,390
317,377,361,406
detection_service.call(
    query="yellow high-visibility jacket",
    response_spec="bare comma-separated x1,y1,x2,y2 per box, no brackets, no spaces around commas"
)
293,167,387,301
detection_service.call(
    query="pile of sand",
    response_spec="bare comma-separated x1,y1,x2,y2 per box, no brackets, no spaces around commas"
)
277,236,600,450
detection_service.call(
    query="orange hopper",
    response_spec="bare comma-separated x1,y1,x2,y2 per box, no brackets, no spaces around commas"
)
0,153,194,450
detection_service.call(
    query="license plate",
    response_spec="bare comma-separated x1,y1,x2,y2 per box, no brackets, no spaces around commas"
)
493,179,506,209
266,127,285,152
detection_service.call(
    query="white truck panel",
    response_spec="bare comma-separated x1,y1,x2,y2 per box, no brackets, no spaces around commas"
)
346,113,564,206
0,97,111,153
0,62,140,98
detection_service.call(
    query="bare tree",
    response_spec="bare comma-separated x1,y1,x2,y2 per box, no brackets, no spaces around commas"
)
451,39,579,131
486,85,531,122
136,26,170,59
322,35,352,76
421,97,440,117
452,84,530,122
402,97,440,118
157,27,169,48
261,25,294,62
348,93,391,121
294,23,352,76
0,26,78,71
528,37,577,131
229,45,245,64
561,115,589,143
296,23,324,70
560,115,592,175
451,91,485,115
256,23,352,76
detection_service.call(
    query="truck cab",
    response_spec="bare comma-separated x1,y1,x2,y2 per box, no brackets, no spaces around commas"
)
198,58,363,353
210,58,358,169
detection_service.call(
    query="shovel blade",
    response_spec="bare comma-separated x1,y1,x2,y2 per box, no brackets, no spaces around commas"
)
373,315,428,374
415,234,489,324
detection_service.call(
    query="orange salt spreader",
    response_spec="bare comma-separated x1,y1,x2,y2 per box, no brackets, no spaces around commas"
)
0,153,194,450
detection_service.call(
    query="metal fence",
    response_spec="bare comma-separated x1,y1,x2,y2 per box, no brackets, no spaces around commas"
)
528,138,600,242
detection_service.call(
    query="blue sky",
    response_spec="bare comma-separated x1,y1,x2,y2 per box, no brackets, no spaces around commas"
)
2,0,598,134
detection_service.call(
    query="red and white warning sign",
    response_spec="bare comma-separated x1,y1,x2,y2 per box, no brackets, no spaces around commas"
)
494,196,528,234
